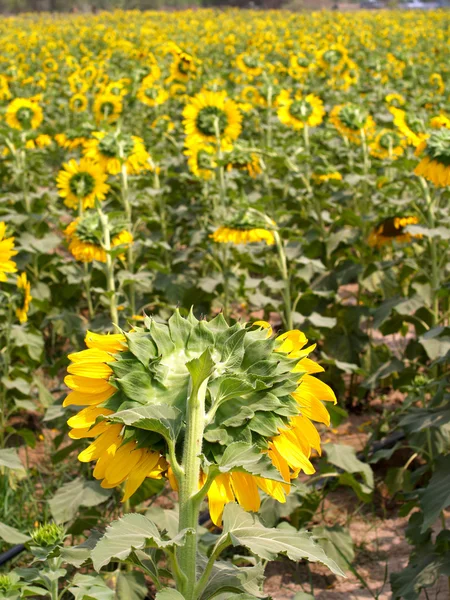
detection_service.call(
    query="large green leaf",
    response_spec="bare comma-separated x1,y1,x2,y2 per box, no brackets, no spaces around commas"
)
68,573,115,600
49,478,112,524
155,590,186,600
0,522,31,544
0,449,26,474
325,443,374,497
215,504,344,576
420,454,450,531
111,404,182,443
311,525,354,573
186,348,215,387
91,513,194,571
116,571,148,600
199,560,265,600
218,442,284,482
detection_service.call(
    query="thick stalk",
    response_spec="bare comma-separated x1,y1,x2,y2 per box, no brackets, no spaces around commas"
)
274,230,292,331
98,209,119,326
177,378,209,600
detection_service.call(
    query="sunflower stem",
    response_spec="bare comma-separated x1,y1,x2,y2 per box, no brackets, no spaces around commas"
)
120,161,136,316
274,230,292,331
98,208,119,327
419,176,439,325
177,377,209,600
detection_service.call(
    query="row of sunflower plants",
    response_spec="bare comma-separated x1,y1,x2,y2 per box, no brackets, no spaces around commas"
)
0,7,449,599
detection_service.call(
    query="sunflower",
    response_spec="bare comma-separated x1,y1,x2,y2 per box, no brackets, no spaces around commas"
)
93,93,122,124
5,98,43,131
183,90,242,146
168,46,197,83
288,53,311,80
184,143,217,180
277,93,325,130
330,104,375,144
385,93,405,108
240,86,266,108
236,52,263,78
429,73,445,95
16,272,32,324
54,132,88,151
69,93,88,113
56,158,110,210
25,134,52,150
317,43,348,72
83,131,151,175
0,75,11,101
414,129,450,187
312,171,342,183
137,80,169,108
64,212,133,263
368,216,422,248
211,226,275,246
390,107,427,147
430,115,450,130
369,129,406,160
63,313,336,520
0,222,17,282
224,147,262,178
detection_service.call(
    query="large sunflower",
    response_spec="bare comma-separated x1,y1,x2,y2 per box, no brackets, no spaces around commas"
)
0,222,17,282
56,158,110,210
415,129,450,187
330,103,375,144
5,98,43,130
63,314,336,521
183,90,242,146
93,93,123,124
83,132,152,175
277,92,325,130
64,212,133,263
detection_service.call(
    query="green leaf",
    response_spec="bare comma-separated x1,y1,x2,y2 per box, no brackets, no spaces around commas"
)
311,525,354,573
68,573,115,600
155,590,186,600
125,332,157,367
9,327,44,362
420,455,450,531
217,504,344,576
111,404,182,443
293,594,315,600
186,348,215,388
325,443,374,496
199,559,265,600
0,521,31,544
0,448,25,473
116,571,148,600
49,478,112,524
91,513,194,571
218,442,284,482
59,531,103,568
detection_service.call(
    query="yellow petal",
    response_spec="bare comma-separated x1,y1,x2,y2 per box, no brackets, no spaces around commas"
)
295,374,337,403
64,375,114,394
78,424,123,463
63,387,115,407
275,330,308,355
122,451,160,502
85,331,126,353
253,320,273,338
207,474,234,526
68,348,115,363
272,433,316,474
293,357,324,375
67,406,113,429
255,476,286,503
103,443,144,486
290,415,322,455
67,362,113,378
68,421,110,439
230,472,260,513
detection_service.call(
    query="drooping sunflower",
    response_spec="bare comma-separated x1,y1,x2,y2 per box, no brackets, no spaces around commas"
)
183,90,242,146
55,132,88,151
137,80,169,108
368,216,422,248
0,222,17,282
83,131,151,175
330,104,375,144
429,73,445,95
69,93,88,113
56,158,110,210
385,92,405,108
224,147,262,178
16,272,32,324
25,134,52,150
5,98,43,131
277,93,325,130
414,129,450,187
64,212,133,263
211,226,274,246
93,93,123,124
312,171,342,183
288,53,312,80
390,107,427,147
63,313,336,520
0,75,11,101
369,129,406,160
184,143,217,181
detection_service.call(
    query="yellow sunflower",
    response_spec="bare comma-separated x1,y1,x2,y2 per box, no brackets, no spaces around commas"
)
0,222,17,282
385,93,405,108
390,107,427,147
83,132,152,176
137,80,169,108
54,133,88,151
236,52,264,78
93,93,122,124
69,93,88,113
288,53,311,80
415,129,450,187
5,98,43,131
430,115,450,130
369,216,422,248
56,158,110,210
183,90,242,146
312,171,342,183
277,92,325,130
429,73,445,95
16,272,32,324
370,129,406,160
330,104,375,144
168,46,197,83
64,213,133,264
210,225,275,246
184,143,217,181
25,134,52,150
317,43,348,72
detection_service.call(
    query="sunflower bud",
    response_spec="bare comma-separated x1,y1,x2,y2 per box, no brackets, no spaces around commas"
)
30,523,64,548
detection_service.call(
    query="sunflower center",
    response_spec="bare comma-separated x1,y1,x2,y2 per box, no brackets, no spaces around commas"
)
99,134,134,158
177,58,192,75
76,213,126,243
69,172,96,198
196,106,228,137
323,49,343,66
99,101,115,117
144,87,159,99
243,55,259,69
197,149,215,170
16,106,34,127
296,55,309,68
289,99,313,121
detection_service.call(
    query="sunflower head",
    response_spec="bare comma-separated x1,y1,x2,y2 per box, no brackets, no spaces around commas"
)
16,272,32,324
6,98,43,131
56,158,110,210
369,215,422,248
330,103,374,144
277,92,325,130
370,129,406,160
0,221,18,283
414,129,450,187
69,93,88,113
64,311,335,522
183,90,242,146
93,93,123,124
210,210,276,246
30,523,64,548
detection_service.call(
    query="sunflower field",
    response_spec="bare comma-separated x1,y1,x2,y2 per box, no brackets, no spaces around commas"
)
0,7,449,600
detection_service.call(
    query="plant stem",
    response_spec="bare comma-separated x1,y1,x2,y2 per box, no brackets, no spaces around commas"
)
214,118,226,209
98,208,119,327
274,230,292,330
419,177,439,325
266,84,273,149
222,244,230,321
120,162,136,316
177,378,209,600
